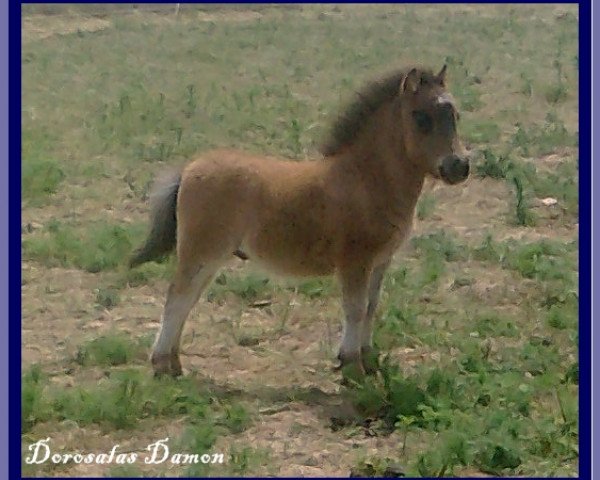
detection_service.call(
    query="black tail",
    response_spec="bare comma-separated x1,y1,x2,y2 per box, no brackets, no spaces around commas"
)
129,170,181,268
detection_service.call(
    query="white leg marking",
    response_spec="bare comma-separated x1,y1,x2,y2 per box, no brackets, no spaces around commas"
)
340,304,364,358
153,264,217,356
339,267,370,361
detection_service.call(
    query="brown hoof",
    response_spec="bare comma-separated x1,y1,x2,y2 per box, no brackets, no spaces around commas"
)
151,352,182,377
169,352,183,377
361,346,380,375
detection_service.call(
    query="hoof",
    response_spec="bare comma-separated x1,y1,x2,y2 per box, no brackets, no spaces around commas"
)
169,352,183,377
337,351,365,385
361,346,380,375
151,352,182,377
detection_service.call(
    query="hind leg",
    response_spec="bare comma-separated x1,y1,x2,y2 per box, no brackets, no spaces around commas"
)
151,260,220,376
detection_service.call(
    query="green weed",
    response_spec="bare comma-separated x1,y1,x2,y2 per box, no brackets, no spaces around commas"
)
207,272,274,303
294,278,334,299
95,287,121,309
22,157,65,203
217,402,252,434
511,175,536,226
411,230,467,262
228,446,270,476
75,332,147,367
502,239,576,282
474,149,515,180
22,365,51,432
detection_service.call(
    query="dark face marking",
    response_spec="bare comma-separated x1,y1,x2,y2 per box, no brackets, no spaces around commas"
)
412,110,433,134
437,102,457,136
412,101,458,137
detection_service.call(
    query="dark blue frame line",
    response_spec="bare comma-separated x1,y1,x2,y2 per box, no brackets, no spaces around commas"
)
1,0,7,478
9,0,22,479
11,1,591,479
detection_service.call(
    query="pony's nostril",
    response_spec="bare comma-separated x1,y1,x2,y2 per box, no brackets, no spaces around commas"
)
453,156,469,178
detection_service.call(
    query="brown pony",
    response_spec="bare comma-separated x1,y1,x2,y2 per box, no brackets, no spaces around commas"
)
130,65,470,379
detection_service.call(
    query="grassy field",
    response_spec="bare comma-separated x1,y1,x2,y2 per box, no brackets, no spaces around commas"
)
21,4,579,477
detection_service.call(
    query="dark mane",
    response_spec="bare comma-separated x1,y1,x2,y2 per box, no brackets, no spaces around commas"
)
320,67,435,157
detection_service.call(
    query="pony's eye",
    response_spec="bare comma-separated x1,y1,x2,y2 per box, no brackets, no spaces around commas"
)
412,110,433,134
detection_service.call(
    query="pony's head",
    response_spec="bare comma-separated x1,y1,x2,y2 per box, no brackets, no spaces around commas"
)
399,65,470,185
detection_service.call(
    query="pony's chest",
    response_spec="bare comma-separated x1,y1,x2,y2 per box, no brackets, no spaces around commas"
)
371,218,413,263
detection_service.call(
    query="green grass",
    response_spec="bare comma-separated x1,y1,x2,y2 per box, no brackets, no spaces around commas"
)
344,351,577,476
207,272,275,303
23,365,251,434
511,113,578,158
474,148,515,180
22,129,65,205
474,147,578,220
294,277,335,299
411,230,467,263
95,287,121,309
22,157,65,204
74,332,151,367
22,220,145,273
356,228,578,476
22,365,52,433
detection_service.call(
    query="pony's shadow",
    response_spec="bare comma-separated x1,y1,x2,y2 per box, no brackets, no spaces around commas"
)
185,370,362,427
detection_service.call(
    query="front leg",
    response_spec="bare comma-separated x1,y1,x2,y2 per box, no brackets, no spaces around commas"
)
361,260,390,374
337,264,371,382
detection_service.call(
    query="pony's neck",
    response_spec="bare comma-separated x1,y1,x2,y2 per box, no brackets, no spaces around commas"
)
340,102,425,220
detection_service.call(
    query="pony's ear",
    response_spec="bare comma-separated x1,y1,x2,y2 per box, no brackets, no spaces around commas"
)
436,64,447,86
400,68,419,94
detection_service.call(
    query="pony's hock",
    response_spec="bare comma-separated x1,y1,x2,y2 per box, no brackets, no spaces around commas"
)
131,65,470,381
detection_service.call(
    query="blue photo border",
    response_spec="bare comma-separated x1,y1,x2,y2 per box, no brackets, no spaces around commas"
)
1,0,7,479
579,1,592,480
9,1,592,479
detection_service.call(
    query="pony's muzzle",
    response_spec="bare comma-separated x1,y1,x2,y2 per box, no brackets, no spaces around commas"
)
440,154,470,185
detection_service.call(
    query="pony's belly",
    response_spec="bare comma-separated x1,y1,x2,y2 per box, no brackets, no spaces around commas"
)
239,238,336,278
